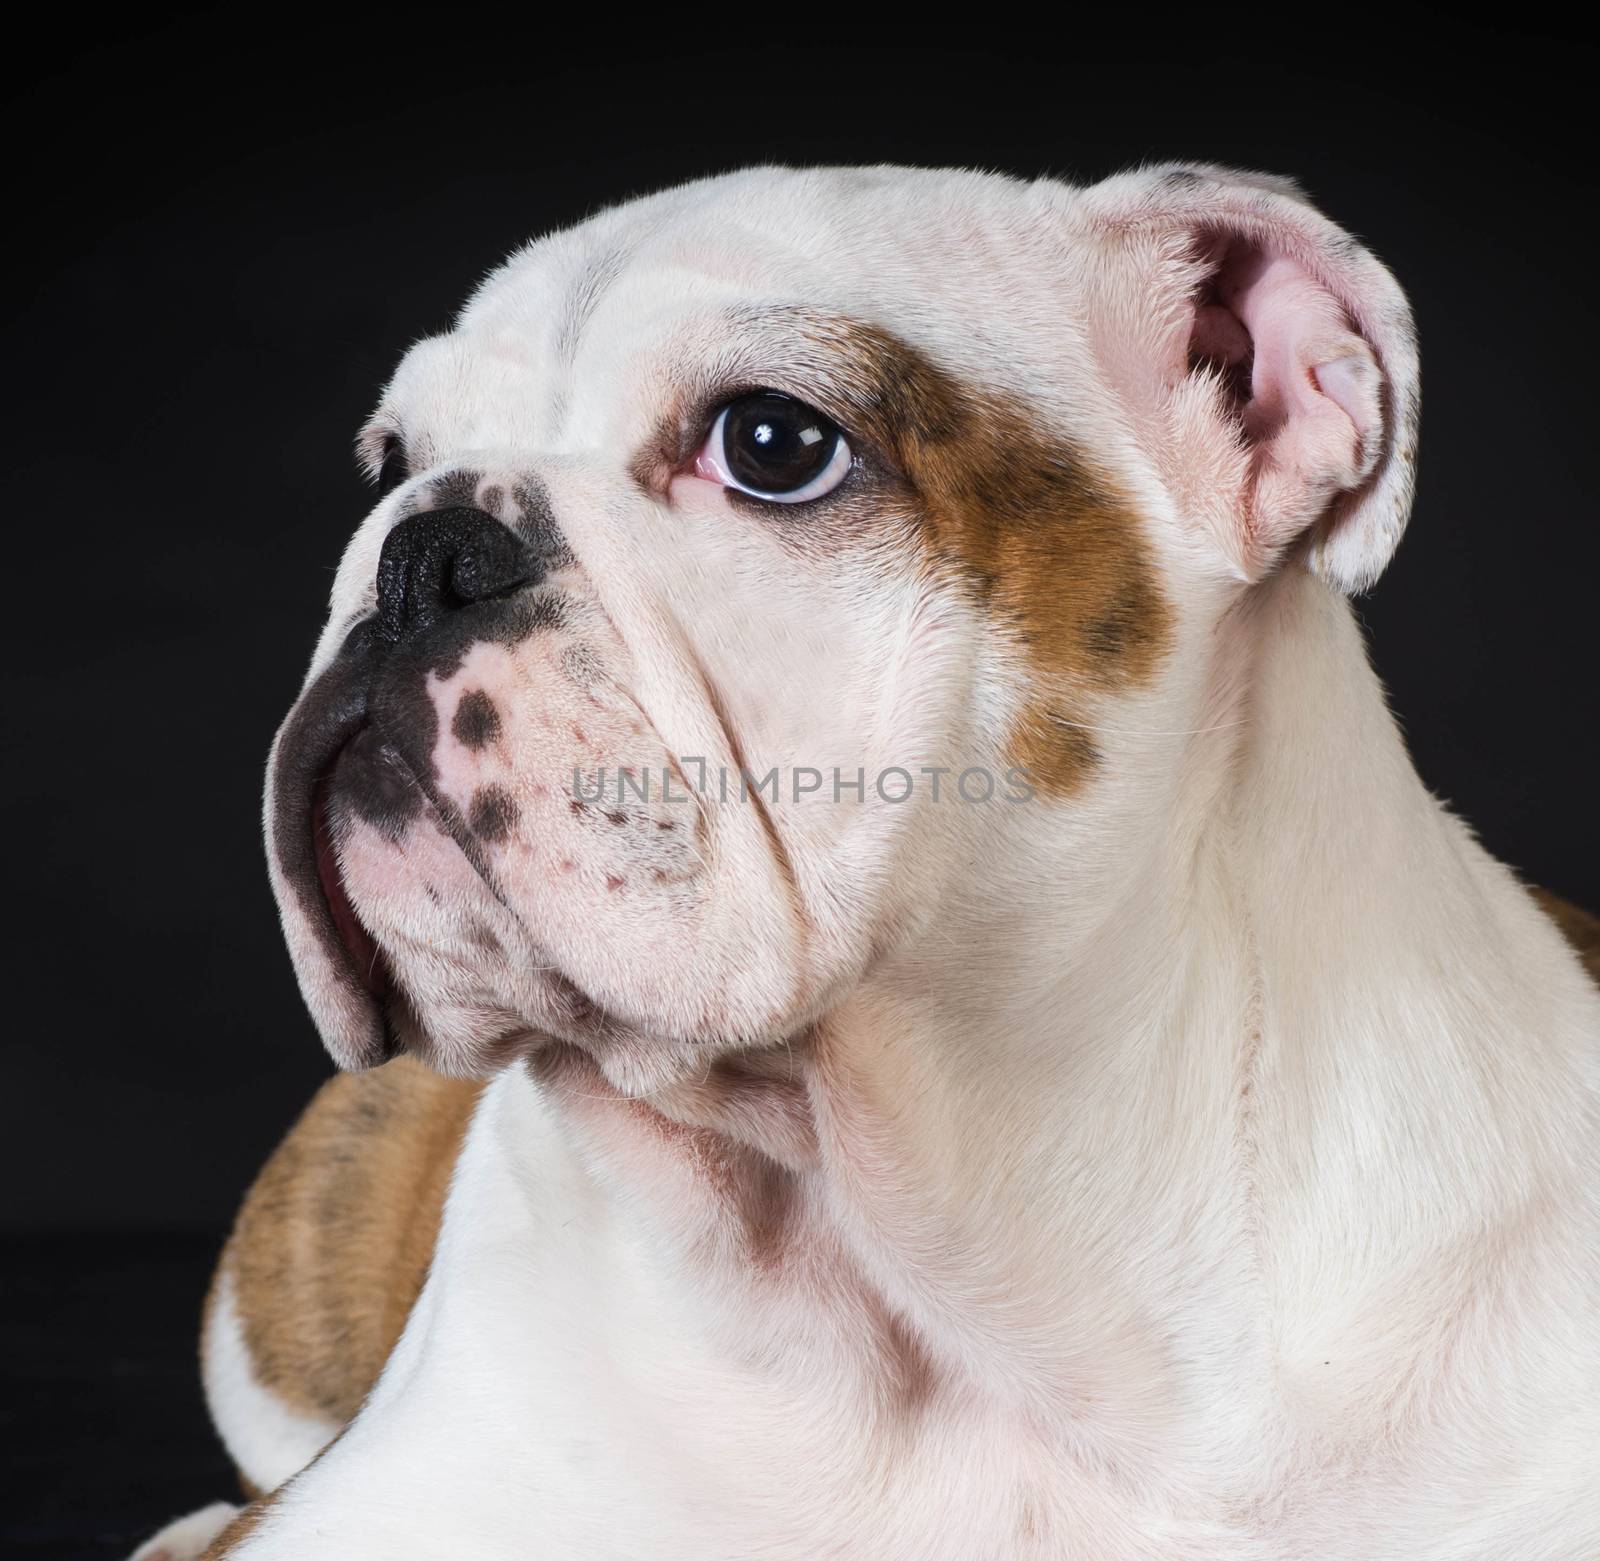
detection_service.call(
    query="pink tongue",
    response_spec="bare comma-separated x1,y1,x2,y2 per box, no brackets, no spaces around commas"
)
313,779,391,1000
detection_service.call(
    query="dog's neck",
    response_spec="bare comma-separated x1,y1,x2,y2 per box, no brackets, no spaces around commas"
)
538,567,1579,1448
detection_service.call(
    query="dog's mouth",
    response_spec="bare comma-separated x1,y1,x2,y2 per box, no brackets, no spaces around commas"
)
312,763,392,1002
267,637,404,1065
270,636,544,1068
268,611,686,1072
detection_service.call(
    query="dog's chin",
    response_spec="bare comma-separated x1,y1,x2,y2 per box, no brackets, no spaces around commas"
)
308,762,535,1074
270,688,507,1071
305,767,687,1080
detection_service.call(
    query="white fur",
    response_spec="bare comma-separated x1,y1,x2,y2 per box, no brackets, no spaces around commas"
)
130,1502,238,1561
212,166,1596,1557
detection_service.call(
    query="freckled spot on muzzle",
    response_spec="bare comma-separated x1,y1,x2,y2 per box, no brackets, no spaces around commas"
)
338,726,426,837
468,784,520,843
452,690,502,750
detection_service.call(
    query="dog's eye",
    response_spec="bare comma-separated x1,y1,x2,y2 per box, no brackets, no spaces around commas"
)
375,435,410,496
694,392,851,503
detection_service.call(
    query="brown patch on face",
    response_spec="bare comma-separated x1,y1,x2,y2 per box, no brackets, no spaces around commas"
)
220,1058,483,1427
797,316,1174,796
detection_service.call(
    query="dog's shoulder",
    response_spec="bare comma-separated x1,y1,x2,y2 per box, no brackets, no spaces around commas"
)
212,1057,483,1432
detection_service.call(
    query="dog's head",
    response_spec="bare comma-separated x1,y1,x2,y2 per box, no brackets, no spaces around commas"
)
265,164,1417,1086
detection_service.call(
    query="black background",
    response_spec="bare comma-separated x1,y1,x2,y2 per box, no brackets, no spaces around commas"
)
3,15,1597,1555
6,19,1597,1235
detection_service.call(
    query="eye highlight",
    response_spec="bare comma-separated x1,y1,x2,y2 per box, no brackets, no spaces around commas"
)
694,392,852,504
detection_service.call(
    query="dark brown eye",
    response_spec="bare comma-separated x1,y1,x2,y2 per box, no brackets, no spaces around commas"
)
375,435,409,496
705,392,850,503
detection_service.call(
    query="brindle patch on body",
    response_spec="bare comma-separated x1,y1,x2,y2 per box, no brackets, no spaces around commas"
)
800,317,1174,795
219,1057,483,1427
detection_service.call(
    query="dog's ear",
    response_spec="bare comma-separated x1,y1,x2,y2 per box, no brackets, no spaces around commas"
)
1073,164,1419,593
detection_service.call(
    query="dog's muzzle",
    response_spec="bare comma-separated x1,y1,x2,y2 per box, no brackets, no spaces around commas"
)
265,504,544,1067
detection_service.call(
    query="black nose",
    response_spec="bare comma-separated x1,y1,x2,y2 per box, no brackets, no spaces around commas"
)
375,507,537,646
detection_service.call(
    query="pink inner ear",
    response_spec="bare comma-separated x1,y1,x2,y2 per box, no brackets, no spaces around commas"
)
1191,239,1384,553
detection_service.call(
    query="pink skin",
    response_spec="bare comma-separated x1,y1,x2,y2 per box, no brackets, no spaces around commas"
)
422,638,704,914
332,608,711,1074
691,450,730,486
1226,252,1378,541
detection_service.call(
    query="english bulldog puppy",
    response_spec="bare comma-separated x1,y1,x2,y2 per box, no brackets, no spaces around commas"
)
136,164,1599,1560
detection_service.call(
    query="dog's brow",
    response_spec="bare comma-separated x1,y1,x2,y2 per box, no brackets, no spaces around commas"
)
681,306,943,443
627,306,927,489
554,249,630,371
